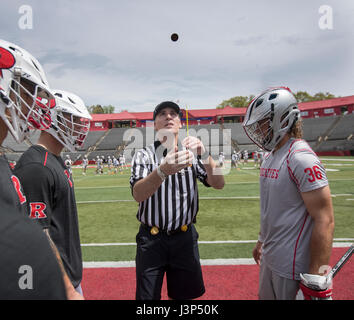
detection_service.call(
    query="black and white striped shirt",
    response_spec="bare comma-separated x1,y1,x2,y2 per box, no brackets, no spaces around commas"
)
130,141,210,231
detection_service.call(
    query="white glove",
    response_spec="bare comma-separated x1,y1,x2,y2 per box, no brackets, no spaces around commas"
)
296,273,333,300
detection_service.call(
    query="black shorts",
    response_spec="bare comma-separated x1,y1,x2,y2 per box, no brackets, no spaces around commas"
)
135,224,205,300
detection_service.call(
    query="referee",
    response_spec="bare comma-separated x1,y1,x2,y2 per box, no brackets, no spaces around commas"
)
130,101,224,300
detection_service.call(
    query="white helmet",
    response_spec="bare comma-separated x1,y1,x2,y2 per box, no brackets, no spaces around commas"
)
0,39,55,142
48,89,92,152
243,87,300,151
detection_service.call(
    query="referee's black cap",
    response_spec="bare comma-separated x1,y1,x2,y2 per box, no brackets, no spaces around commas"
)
153,101,182,120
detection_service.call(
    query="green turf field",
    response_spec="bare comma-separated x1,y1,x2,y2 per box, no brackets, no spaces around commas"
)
73,158,354,262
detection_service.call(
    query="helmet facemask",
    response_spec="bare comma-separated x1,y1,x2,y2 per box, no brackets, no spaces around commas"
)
243,87,300,152
245,115,274,151
47,90,92,152
0,39,55,143
53,111,90,152
1,76,54,142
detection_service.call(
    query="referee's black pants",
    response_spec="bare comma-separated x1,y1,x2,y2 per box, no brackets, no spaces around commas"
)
135,223,205,300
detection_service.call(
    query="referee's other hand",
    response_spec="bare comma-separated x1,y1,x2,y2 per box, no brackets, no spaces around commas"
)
182,136,206,156
160,146,194,175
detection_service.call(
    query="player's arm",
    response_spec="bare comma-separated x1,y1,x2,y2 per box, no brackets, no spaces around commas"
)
43,229,84,300
289,146,335,299
297,185,334,300
301,185,334,275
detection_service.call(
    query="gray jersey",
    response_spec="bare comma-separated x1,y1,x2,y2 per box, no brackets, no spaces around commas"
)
259,138,328,280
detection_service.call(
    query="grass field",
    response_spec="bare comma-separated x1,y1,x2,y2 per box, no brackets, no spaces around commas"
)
73,158,354,262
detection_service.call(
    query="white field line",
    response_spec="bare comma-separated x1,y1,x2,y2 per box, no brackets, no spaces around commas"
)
76,197,260,204
326,163,354,166
83,258,256,269
321,158,354,162
332,242,353,247
77,193,352,204
75,178,353,190
77,200,135,204
82,242,136,246
81,239,353,247
81,240,259,247
76,185,130,189
82,241,353,268
75,181,262,189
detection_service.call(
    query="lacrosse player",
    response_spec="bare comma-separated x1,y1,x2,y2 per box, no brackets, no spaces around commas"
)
82,155,88,175
14,89,92,300
243,87,334,300
64,154,73,175
0,39,66,299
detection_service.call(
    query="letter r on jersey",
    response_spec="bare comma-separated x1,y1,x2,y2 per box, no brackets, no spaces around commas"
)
29,202,47,219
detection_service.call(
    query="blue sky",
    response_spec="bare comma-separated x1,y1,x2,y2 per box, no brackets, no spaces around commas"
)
1,0,354,112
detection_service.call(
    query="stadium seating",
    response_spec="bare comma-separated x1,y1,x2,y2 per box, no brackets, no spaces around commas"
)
79,130,106,151
327,114,354,140
94,128,125,150
3,112,353,161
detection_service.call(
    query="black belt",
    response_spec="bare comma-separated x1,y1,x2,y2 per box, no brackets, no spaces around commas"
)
140,223,189,236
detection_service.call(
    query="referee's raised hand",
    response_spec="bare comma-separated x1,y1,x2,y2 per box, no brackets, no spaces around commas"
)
182,136,206,157
160,146,194,175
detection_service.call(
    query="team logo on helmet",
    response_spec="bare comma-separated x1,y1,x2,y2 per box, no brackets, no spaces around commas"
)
0,47,15,78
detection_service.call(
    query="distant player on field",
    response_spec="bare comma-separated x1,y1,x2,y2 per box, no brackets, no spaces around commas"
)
64,154,73,175
253,150,259,168
113,156,119,174
231,150,238,169
96,155,103,174
242,149,249,165
218,152,225,167
258,149,264,167
120,153,126,170
82,155,88,175
243,87,334,300
107,155,113,173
